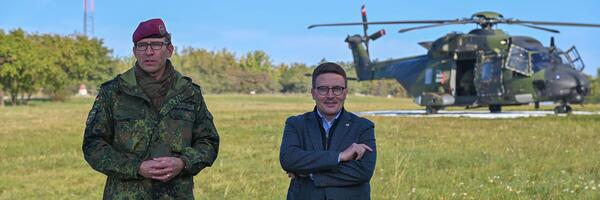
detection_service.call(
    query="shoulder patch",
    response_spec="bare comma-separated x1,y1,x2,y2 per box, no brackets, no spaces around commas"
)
86,100,101,125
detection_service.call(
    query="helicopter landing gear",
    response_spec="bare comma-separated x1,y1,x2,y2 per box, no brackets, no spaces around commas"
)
489,105,502,113
425,106,442,115
554,102,572,114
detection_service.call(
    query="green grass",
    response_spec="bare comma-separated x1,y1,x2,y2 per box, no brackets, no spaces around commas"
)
1,94,600,199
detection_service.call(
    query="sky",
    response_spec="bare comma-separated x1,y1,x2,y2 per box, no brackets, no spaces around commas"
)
1,0,599,76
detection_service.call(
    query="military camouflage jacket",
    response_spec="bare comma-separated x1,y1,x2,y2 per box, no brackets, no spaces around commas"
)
83,66,219,199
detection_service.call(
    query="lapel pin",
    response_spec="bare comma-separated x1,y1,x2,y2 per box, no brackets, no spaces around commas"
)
345,123,350,127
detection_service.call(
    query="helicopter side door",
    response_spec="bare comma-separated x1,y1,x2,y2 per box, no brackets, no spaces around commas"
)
474,51,504,97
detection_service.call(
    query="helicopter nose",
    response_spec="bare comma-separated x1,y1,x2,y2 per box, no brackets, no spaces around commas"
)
572,74,590,103
545,67,590,103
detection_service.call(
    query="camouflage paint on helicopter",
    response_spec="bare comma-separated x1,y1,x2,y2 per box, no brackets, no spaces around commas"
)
311,8,599,114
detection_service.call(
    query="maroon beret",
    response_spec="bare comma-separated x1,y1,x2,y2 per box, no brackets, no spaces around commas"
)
132,18,168,43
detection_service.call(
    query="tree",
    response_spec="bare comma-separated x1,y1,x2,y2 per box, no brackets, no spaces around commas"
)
0,30,4,106
238,50,278,93
279,63,311,93
588,68,600,103
0,29,43,105
0,84,3,107
172,48,239,93
0,29,115,104
240,50,272,72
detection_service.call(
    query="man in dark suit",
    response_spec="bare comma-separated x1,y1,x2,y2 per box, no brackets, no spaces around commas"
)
280,62,376,200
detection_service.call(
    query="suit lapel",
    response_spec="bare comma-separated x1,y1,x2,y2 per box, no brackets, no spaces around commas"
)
305,112,324,151
330,110,355,151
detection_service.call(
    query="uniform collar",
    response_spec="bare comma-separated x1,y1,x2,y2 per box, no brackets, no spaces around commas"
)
118,60,191,102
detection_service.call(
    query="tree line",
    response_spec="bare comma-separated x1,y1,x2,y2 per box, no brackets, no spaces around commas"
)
2,29,600,106
0,29,406,106
589,69,600,103
0,29,115,105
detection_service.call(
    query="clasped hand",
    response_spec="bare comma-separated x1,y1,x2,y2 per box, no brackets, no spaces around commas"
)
138,157,184,182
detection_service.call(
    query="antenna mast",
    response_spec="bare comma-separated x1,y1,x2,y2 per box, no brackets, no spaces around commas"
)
83,0,94,36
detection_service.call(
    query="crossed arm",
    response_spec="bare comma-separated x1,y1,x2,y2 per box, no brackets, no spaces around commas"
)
279,118,376,187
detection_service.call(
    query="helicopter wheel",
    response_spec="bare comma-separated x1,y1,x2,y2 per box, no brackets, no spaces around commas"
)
554,104,572,114
489,105,502,113
425,106,440,115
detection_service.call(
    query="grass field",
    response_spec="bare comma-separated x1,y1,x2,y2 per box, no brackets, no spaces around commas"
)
1,94,600,199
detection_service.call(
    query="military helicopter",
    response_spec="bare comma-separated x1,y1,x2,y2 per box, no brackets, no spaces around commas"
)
309,6,600,114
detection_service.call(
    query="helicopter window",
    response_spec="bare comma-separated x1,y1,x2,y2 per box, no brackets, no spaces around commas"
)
556,51,570,64
481,63,493,81
425,69,433,85
564,46,585,71
477,54,503,82
480,61,502,82
506,45,531,75
531,52,552,72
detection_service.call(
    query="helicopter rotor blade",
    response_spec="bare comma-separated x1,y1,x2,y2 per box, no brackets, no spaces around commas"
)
308,20,457,29
506,19,600,28
398,23,452,33
361,5,369,38
398,20,470,33
361,5,370,55
513,23,560,33
369,29,386,41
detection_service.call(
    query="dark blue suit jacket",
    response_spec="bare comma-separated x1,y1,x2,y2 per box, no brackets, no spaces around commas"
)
280,108,376,200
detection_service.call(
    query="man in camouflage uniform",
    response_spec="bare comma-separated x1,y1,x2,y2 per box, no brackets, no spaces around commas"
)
83,18,219,199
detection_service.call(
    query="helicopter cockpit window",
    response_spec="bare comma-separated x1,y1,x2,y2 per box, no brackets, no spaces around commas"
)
506,45,531,75
531,52,552,72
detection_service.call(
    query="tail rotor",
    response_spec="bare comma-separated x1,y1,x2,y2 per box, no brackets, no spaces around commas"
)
360,5,386,56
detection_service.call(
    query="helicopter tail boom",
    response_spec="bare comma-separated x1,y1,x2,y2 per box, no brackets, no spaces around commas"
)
345,35,373,80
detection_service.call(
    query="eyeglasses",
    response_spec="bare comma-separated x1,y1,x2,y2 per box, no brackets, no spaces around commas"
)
135,42,170,51
315,86,345,96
